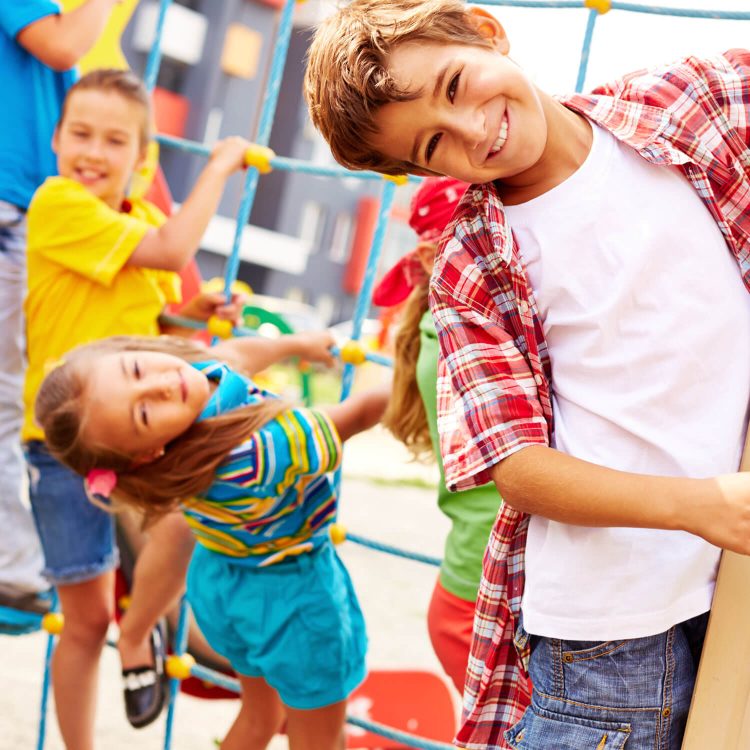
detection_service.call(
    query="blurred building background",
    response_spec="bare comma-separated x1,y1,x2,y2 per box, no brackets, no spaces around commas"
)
120,0,416,328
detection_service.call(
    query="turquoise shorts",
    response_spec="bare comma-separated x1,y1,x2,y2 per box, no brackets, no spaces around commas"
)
186,540,367,710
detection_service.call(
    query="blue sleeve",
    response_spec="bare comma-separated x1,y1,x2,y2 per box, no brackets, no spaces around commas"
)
0,2,60,40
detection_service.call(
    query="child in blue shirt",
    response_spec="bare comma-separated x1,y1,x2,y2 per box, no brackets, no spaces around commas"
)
33,333,389,750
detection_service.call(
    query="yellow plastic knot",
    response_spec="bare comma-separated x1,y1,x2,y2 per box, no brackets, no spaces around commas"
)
340,340,367,366
329,523,347,545
207,315,234,339
383,173,408,186
201,277,252,297
584,0,611,14
118,595,131,611
244,144,275,174
166,653,196,680
42,612,65,635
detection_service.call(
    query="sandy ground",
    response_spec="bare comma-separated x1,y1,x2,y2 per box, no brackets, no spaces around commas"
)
0,427,460,749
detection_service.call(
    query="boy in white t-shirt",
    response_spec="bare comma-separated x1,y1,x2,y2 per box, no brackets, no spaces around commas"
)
304,2,750,748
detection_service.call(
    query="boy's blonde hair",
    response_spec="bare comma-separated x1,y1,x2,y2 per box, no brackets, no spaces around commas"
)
304,0,489,176
60,68,152,149
35,336,287,519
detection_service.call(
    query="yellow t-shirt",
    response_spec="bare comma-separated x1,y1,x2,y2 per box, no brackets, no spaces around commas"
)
23,176,182,441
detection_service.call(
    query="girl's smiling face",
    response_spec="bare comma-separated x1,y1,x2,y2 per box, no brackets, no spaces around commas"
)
80,351,211,463
53,88,147,209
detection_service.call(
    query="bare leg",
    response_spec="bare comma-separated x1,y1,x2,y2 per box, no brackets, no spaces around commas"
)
53,571,115,750
118,512,194,668
220,675,286,750
286,700,347,750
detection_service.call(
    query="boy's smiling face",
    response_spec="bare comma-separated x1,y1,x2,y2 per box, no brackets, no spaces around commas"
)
371,28,549,186
53,89,147,210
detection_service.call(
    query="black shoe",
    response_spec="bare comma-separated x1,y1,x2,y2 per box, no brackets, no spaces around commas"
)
0,583,53,615
122,620,169,729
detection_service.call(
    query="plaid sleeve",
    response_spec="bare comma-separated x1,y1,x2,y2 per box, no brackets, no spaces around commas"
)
431,215,549,492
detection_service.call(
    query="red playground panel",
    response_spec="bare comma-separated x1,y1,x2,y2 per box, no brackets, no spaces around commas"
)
346,670,457,748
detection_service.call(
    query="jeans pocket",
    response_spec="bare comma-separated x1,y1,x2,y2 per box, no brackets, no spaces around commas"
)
560,640,628,662
505,706,631,749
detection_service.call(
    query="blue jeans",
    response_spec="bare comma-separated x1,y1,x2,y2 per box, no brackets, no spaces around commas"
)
506,612,709,750
26,441,118,585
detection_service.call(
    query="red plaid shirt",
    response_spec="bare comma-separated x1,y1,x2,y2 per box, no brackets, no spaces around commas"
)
430,50,750,749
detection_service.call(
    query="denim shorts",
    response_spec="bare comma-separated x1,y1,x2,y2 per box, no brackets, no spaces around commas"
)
505,612,709,750
187,540,367,710
25,441,118,586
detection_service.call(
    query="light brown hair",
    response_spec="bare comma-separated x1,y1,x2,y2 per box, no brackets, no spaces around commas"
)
60,68,152,148
304,0,489,176
382,282,432,459
35,336,287,519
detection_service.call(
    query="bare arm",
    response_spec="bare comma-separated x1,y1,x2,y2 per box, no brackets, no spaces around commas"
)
493,444,750,555
324,385,390,442
127,137,249,272
211,331,336,375
17,0,120,71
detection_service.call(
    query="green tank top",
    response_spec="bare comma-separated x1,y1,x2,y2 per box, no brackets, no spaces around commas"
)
415,311,502,601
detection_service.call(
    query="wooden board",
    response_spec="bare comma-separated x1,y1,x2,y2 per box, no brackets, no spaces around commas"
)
682,431,750,748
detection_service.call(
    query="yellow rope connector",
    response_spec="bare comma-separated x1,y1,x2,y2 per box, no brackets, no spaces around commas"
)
329,522,347,545
207,315,234,339
166,653,196,681
243,144,275,174
584,0,611,14
340,340,367,366
383,174,408,186
42,612,65,635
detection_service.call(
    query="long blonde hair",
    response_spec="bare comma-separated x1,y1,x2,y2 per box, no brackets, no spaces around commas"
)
382,283,432,459
35,336,287,517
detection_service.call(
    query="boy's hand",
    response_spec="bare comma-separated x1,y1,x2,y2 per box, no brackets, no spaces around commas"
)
179,292,247,327
288,331,336,368
208,136,252,177
696,473,750,555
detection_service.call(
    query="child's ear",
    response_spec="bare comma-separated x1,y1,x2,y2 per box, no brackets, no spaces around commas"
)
51,126,60,155
416,242,438,275
135,143,150,171
467,8,510,55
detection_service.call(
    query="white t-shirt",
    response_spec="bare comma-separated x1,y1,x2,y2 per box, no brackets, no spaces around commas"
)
504,123,750,640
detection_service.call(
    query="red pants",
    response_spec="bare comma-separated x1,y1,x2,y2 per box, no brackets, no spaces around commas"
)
427,578,475,694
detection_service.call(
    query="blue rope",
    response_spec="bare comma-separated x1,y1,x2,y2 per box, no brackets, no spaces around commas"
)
339,181,397,403
36,633,54,750
575,8,599,92
347,533,442,568
159,314,395,367
143,0,173,92
189,663,453,750
156,133,421,183
221,0,297,304
163,599,191,750
472,0,750,19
